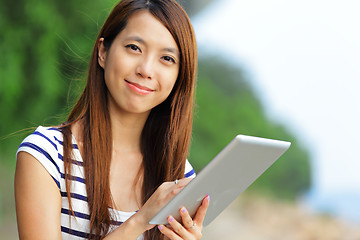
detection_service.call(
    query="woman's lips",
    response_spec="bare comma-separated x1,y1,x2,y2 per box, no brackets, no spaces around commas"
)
125,80,154,95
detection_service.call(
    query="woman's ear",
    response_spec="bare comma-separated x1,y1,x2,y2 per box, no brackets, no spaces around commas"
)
98,38,107,69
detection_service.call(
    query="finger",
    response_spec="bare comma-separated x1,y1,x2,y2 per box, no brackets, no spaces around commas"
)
193,195,210,227
176,177,192,187
179,209,203,240
170,178,192,195
158,224,182,240
167,215,192,239
179,207,194,229
157,181,185,202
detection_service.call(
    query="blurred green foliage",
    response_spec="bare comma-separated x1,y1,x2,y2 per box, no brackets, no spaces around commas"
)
191,56,311,199
0,0,116,165
0,0,310,202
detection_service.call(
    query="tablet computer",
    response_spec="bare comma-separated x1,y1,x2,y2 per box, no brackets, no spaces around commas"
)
149,134,291,226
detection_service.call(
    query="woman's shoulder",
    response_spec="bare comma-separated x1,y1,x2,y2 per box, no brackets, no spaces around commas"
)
18,126,64,151
185,159,196,178
17,125,67,160
17,125,66,190
35,125,64,138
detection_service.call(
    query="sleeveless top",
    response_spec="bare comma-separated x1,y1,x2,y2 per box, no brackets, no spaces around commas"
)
17,126,196,239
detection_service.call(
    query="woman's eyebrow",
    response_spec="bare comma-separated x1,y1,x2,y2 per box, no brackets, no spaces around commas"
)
163,47,179,56
124,36,145,44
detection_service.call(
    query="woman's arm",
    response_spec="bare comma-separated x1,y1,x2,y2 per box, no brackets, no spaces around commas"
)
15,152,62,240
104,178,193,239
15,153,207,240
15,150,166,240
104,178,209,240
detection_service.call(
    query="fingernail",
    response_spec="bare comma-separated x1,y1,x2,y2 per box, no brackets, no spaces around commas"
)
169,216,174,222
181,207,186,213
158,225,163,230
206,195,210,202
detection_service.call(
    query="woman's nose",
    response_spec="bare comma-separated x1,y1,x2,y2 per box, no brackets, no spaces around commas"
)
137,57,154,80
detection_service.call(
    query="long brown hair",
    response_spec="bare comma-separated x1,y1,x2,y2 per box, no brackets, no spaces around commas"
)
61,0,197,239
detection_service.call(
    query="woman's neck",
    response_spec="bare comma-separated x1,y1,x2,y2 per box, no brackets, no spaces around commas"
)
107,98,150,154
111,113,148,152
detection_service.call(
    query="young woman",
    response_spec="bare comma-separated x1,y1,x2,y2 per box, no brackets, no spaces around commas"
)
14,0,209,239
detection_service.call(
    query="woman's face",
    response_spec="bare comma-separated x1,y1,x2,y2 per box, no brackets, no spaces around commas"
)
98,10,180,117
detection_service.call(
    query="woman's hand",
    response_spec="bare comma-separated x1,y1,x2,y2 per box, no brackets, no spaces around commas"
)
131,178,193,232
104,178,194,239
157,195,210,240
106,178,193,239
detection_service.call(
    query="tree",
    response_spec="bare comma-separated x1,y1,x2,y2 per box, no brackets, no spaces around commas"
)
191,55,311,199
0,0,115,163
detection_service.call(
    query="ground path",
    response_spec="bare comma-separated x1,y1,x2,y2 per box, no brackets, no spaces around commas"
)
202,194,360,240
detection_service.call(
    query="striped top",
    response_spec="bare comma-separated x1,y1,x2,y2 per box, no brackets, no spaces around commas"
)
17,126,196,239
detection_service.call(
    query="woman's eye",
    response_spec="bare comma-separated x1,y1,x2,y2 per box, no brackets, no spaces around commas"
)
125,44,140,52
162,56,176,64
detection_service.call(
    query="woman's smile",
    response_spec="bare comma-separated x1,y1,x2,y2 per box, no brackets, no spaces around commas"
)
125,80,155,95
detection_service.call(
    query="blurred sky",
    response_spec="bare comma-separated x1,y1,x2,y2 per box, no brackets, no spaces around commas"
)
192,0,360,221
